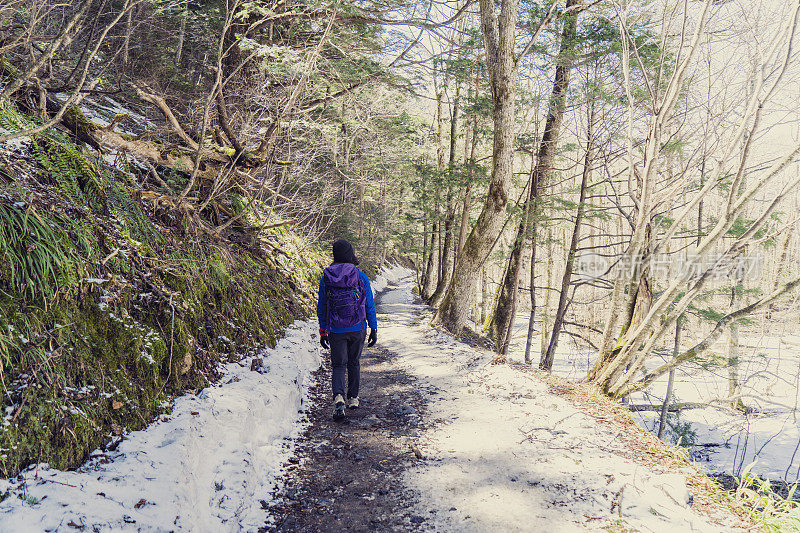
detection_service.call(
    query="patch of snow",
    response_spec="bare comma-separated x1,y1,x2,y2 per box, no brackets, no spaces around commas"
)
376,272,737,532
501,315,800,482
0,320,322,532
0,125,31,151
96,96,157,130
370,262,406,294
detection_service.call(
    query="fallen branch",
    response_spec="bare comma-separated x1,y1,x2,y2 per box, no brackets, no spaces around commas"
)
145,162,174,193
627,402,708,412
257,219,299,230
134,83,199,150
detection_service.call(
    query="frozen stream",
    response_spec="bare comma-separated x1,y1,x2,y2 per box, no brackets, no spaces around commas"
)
502,316,800,483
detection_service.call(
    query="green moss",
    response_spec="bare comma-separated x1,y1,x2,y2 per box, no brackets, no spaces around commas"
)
30,131,107,212
0,102,324,479
63,106,103,137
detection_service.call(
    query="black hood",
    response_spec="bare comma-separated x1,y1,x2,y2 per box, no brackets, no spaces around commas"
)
332,239,359,265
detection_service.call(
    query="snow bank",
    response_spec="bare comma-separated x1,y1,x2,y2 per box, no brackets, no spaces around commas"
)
370,262,408,294
0,320,321,532
377,273,737,532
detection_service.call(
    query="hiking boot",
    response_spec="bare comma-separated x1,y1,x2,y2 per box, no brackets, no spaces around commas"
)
333,394,345,420
347,397,359,409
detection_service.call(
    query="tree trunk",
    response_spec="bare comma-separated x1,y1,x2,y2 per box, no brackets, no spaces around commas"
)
456,85,478,263
540,227,553,358
429,83,461,307
727,311,741,408
420,213,430,292
432,109,514,332
767,227,793,319
430,196,454,306
728,267,745,410
123,7,133,67
437,212,445,284
432,0,521,334
432,88,446,292
523,203,538,364
485,0,579,351
487,157,534,353
435,86,445,171
422,221,440,300
481,265,490,326
658,319,682,439
176,1,187,65
599,247,653,385
541,135,593,370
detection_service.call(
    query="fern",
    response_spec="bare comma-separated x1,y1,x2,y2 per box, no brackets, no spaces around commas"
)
30,136,84,204
0,203,83,308
29,131,109,212
0,100,33,132
104,172,164,248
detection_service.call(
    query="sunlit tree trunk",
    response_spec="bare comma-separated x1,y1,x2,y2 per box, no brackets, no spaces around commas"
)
422,218,440,299
486,0,579,351
433,0,520,334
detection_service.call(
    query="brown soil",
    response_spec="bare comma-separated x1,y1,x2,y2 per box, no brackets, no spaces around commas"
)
264,294,432,532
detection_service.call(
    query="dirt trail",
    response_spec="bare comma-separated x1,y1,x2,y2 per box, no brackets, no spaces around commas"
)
264,270,744,533
265,286,431,532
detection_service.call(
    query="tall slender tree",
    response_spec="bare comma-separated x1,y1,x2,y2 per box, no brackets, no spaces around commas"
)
433,0,521,333
486,0,580,352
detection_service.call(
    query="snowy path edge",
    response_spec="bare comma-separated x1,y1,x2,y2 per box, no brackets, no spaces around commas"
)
0,265,406,532
375,271,744,532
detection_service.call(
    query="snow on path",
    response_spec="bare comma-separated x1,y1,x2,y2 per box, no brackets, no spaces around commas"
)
0,265,407,532
379,270,735,532
0,321,322,532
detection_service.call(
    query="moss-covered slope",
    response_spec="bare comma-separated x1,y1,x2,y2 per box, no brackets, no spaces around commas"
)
0,101,325,478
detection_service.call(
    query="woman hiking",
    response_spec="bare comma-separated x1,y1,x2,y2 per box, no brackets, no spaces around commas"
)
316,239,377,420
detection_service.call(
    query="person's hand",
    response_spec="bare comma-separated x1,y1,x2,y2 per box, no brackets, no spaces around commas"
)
320,329,329,350
368,329,377,347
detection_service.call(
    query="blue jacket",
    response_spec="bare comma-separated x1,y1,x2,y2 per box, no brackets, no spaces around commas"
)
317,268,377,333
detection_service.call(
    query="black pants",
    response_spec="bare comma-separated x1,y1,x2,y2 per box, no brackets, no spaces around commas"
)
329,329,366,399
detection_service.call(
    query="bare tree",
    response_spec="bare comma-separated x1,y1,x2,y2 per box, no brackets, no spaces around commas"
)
590,0,800,397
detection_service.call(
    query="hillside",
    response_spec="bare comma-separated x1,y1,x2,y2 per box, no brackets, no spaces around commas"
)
0,97,327,478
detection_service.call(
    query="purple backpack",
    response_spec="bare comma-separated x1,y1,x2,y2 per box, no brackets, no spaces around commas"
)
324,263,367,329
